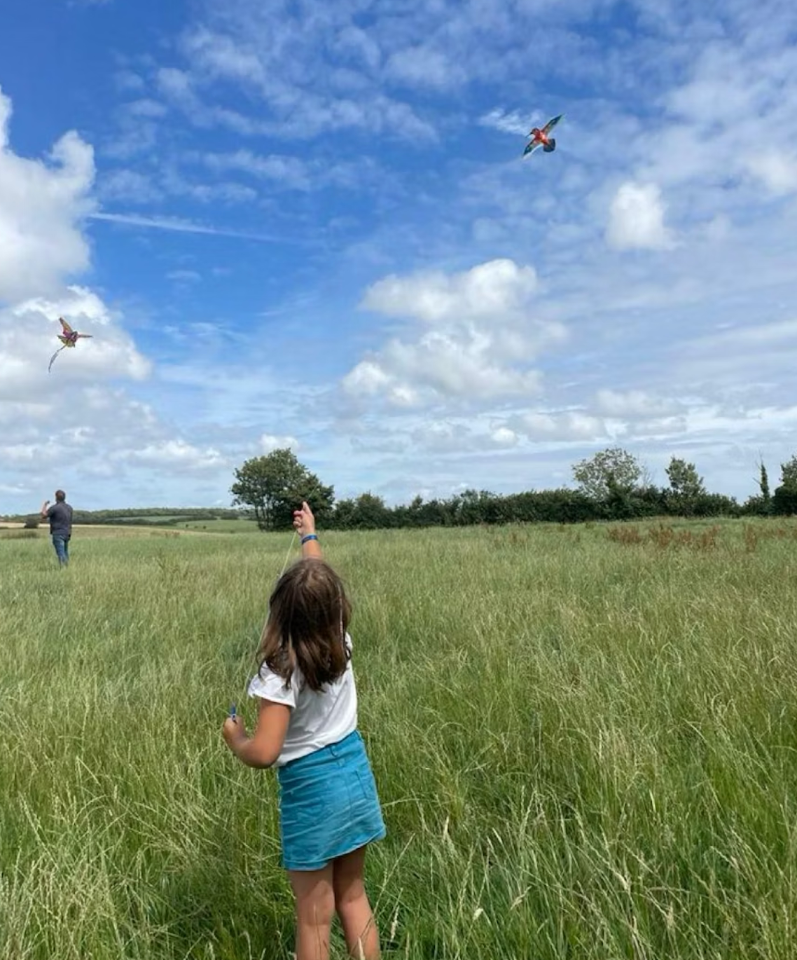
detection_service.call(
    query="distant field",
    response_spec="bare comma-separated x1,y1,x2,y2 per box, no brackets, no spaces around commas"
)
176,518,260,533
1,519,795,959
0,518,260,539
1,525,201,540
106,517,258,533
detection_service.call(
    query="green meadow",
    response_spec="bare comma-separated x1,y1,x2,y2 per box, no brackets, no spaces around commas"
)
1,520,795,959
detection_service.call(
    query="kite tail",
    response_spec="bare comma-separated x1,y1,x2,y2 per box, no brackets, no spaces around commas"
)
543,138,556,152
48,346,65,373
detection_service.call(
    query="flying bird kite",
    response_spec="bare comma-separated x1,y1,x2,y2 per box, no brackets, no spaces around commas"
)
48,318,93,372
523,114,564,158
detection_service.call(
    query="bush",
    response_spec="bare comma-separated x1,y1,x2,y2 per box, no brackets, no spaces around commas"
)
772,485,797,516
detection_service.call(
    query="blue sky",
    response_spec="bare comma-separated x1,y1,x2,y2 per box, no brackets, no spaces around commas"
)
1,0,797,513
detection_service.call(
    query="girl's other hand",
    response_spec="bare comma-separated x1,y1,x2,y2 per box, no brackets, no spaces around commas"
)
292,501,316,538
222,715,246,752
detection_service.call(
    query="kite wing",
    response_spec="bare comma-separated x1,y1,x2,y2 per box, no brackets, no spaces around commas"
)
542,114,563,136
59,317,74,335
523,140,542,157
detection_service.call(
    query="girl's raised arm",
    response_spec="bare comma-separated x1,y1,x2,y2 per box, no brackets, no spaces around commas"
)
293,501,322,559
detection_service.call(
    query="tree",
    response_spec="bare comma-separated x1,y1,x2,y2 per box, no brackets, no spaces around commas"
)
572,447,645,502
758,460,771,506
450,489,495,525
743,458,773,517
772,455,797,515
780,455,797,489
351,493,392,529
665,457,706,516
230,449,334,531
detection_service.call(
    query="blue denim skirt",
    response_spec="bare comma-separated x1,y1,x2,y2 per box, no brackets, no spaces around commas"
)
276,730,386,871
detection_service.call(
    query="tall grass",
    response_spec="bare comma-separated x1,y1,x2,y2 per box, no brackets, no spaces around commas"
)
1,521,795,958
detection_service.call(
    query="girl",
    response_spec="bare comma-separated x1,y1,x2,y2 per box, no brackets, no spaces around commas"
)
223,502,386,960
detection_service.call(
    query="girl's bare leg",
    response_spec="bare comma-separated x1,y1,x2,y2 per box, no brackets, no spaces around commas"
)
332,846,380,959
288,865,335,960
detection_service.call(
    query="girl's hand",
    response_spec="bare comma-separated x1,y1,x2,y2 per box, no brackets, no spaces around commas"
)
292,501,316,538
222,715,246,753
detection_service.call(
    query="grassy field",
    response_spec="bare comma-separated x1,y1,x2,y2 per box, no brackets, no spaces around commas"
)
1,520,795,959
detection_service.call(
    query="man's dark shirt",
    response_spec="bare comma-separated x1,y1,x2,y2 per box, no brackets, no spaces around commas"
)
47,502,73,537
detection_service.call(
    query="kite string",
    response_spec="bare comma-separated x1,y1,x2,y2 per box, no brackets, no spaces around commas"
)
279,530,298,580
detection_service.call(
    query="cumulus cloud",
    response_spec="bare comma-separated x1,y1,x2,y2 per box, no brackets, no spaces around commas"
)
119,439,226,472
606,181,674,251
362,258,539,323
344,334,542,405
343,259,564,408
0,86,96,304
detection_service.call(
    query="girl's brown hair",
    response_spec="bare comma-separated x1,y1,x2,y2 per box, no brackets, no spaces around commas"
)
256,558,351,693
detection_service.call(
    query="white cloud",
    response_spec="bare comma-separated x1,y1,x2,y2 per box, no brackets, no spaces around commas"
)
410,420,463,452
606,182,674,251
114,70,146,93
120,439,226,472
126,98,168,119
203,150,311,190
158,168,259,205
491,426,519,446
386,47,465,90
350,334,543,406
341,360,391,396
0,86,96,304
344,259,564,408
478,108,541,137
521,411,609,442
99,169,164,204
595,389,679,419
362,258,539,324
167,270,202,283
261,434,300,453
745,150,797,197
167,21,437,142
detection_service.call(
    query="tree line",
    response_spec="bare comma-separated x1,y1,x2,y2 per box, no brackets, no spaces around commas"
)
11,448,794,531
230,447,797,532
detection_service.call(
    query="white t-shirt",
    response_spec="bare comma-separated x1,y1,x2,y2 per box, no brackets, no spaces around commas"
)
247,633,357,767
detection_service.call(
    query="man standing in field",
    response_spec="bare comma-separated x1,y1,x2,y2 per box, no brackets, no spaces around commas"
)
40,490,73,567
